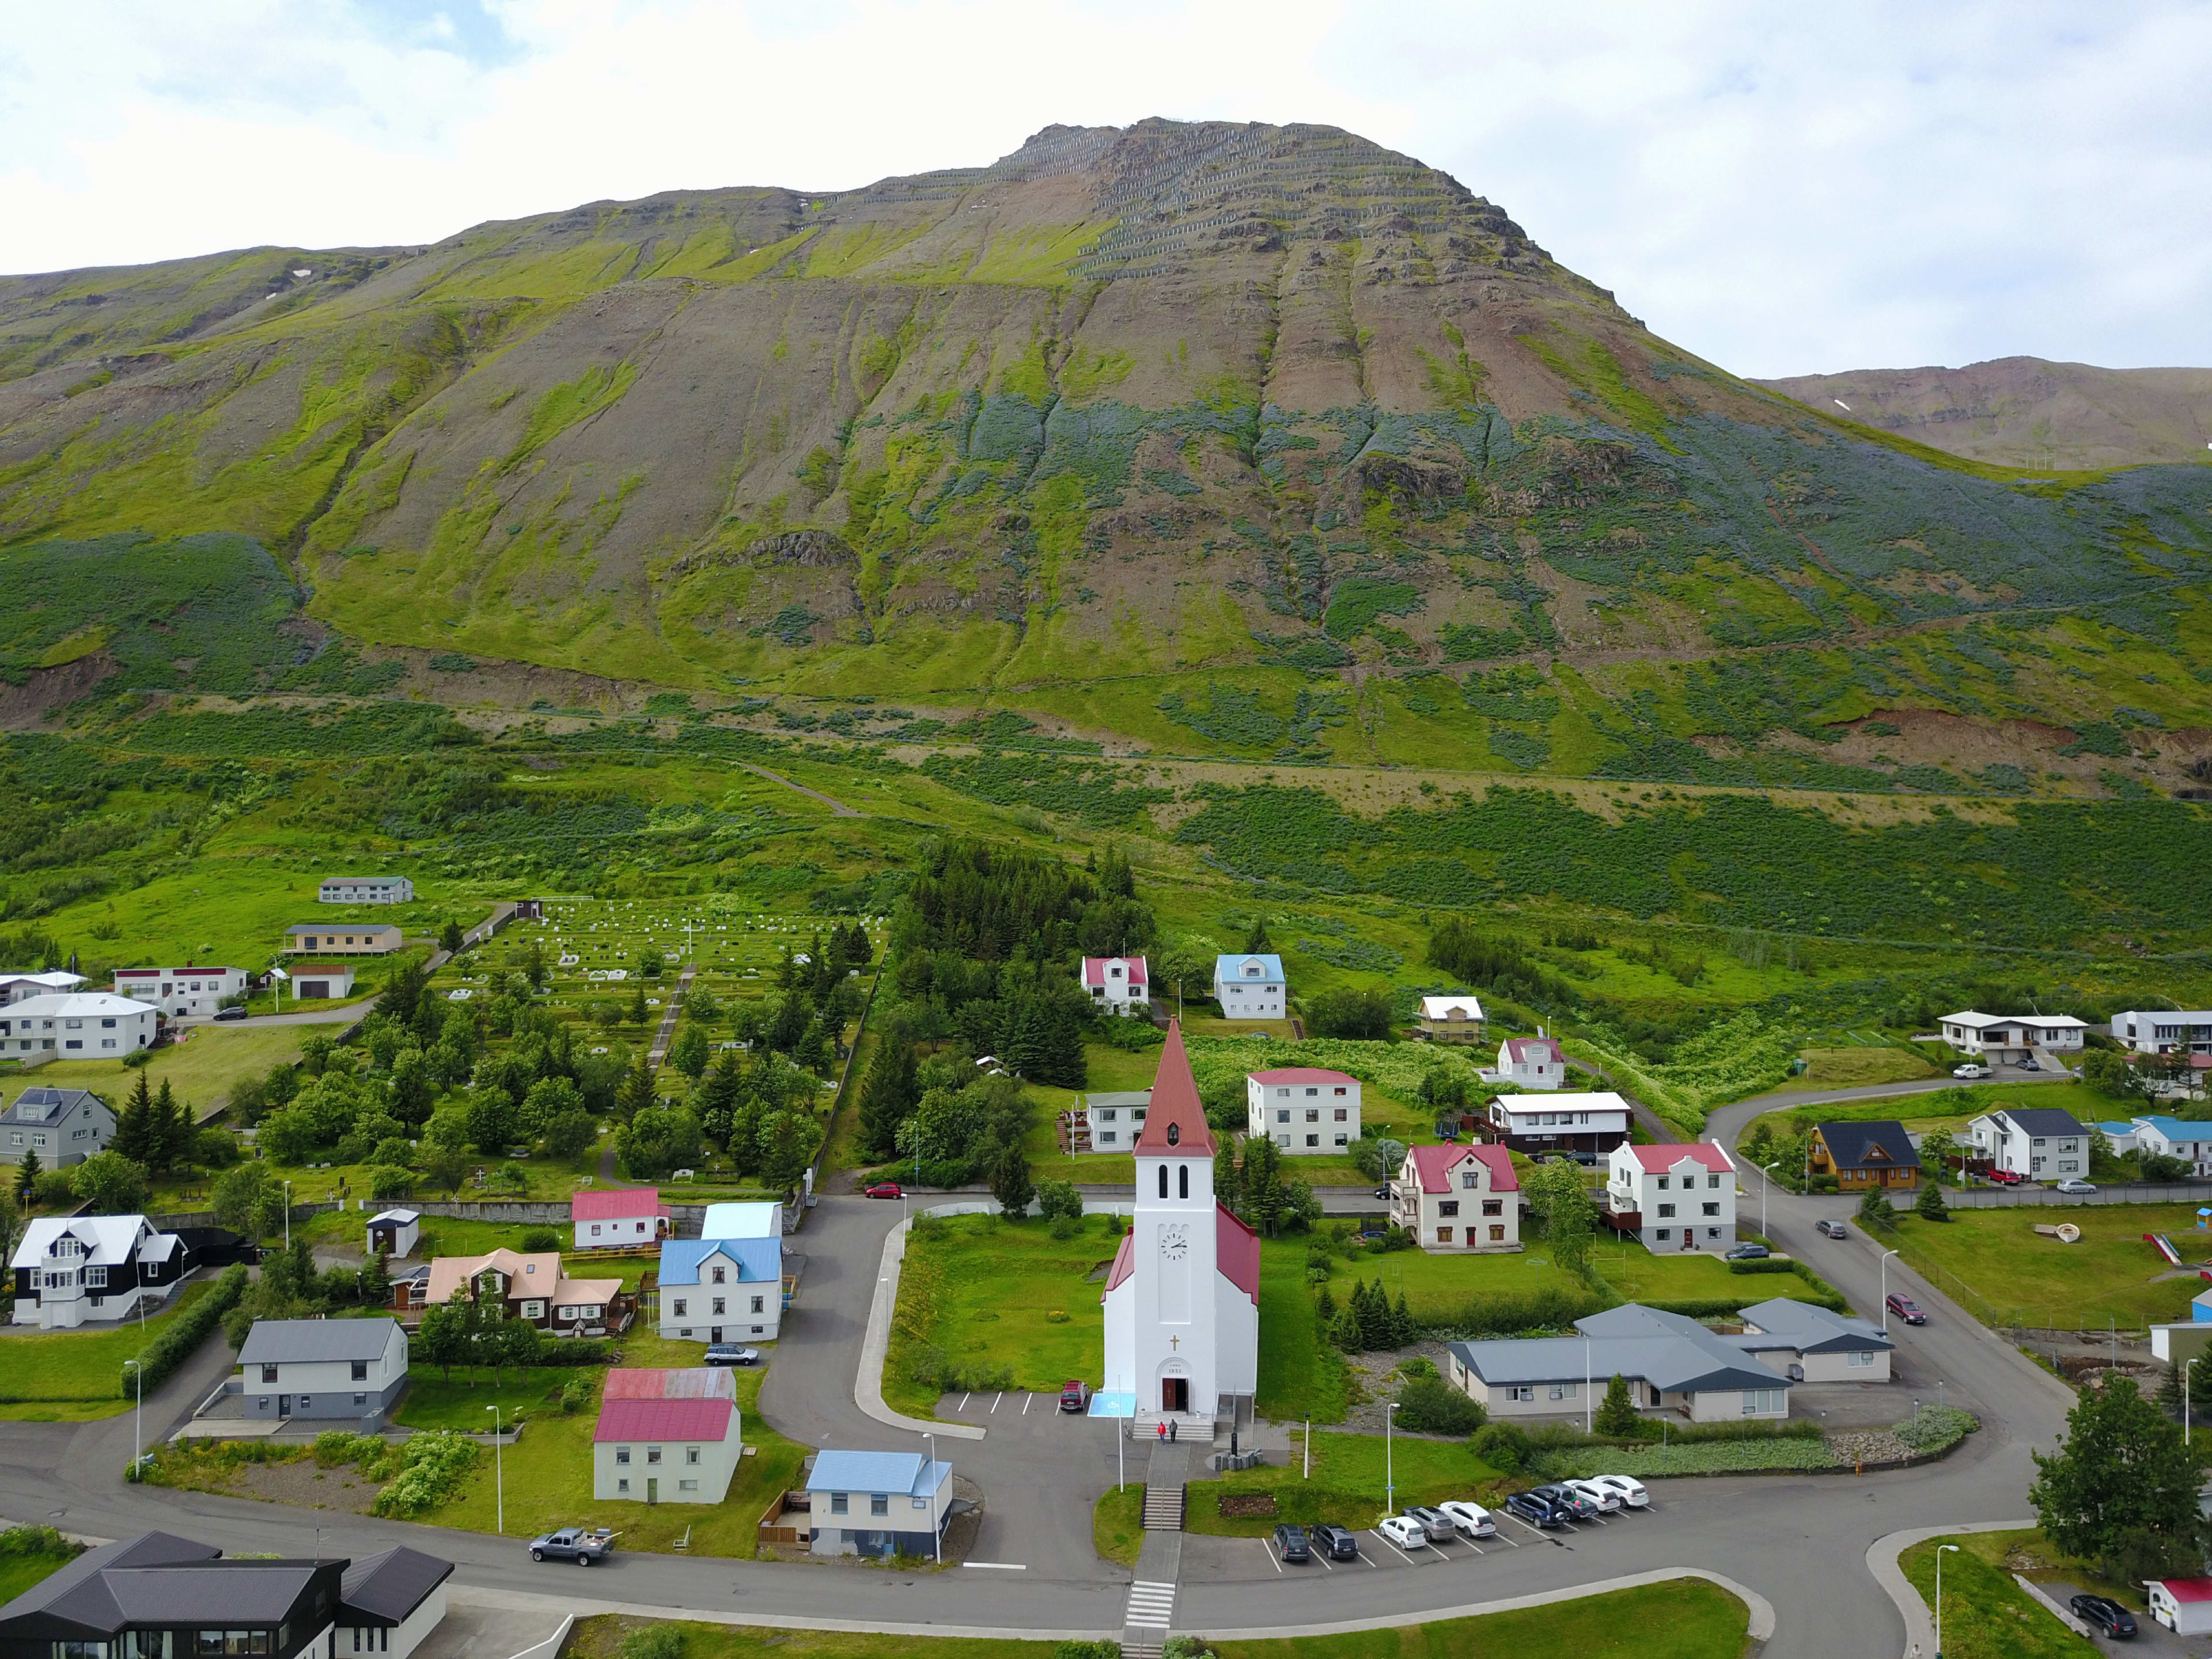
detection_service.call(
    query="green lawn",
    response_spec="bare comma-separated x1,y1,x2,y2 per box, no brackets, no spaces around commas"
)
1093,1483,1145,1567
882,1211,1114,1416
392,1366,582,1430
1881,1203,2212,1329
1795,1046,1940,1089
1900,1534,2100,1658
1183,1429,1502,1534
1308,1237,1586,1321
1256,1240,1350,1423
17,1022,308,1132
0,1547,80,1604
422,1356,805,1557
1592,1245,1838,1308
1215,1578,1749,1659
0,1279,216,1404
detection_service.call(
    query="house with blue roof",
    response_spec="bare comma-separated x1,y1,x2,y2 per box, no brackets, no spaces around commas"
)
804,1450,953,1558
657,1235,785,1345
1213,953,1286,1020
2130,1118,2212,1178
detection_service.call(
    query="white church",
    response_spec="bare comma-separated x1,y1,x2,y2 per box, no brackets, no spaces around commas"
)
1101,1021,1261,1428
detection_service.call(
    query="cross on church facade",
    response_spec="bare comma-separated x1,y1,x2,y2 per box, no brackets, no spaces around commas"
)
1168,1335,1180,1349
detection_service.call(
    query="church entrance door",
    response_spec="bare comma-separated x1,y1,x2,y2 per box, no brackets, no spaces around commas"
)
1162,1378,1189,1414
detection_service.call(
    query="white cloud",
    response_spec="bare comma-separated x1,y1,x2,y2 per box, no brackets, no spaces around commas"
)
2,0,2205,375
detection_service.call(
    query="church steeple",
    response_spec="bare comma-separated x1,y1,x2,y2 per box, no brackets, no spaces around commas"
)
1134,1020,1215,1155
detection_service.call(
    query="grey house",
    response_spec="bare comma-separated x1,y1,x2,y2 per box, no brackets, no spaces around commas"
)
0,1086,115,1168
235,1317,409,1425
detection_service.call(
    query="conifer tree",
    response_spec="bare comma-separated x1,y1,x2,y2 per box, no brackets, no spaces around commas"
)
1392,1290,1417,1348
1595,1374,1643,1437
615,1048,657,1120
151,1081,189,1176
14,1149,39,1205
112,1071,155,1164
857,1036,919,1160
1914,1179,1950,1222
1329,1305,1365,1353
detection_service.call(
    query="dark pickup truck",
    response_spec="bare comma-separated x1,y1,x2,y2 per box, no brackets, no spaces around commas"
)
529,1527,615,1564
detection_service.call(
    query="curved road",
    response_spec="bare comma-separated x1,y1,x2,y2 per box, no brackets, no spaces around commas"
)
0,1153,2070,1659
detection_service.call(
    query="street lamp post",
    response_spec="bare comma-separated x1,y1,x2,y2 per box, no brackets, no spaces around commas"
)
123,1359,142,1478
1935,1542,1960,1657
925,1430,940,1565
486,1404,504,1534
1584,1335,1593,1434
2190,1358,2200,1449
1385,1399,1399,1516
1880,1248,1900,1334
1762,1162,1781,1237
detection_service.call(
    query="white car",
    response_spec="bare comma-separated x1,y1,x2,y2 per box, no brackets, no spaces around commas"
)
1584,1475,1650,1509
1437,1499,1497,1538
1376,1516,1430,1551
2054,1179,2097,1195
1562,1478,1624,1513
1952,1063,1991,1080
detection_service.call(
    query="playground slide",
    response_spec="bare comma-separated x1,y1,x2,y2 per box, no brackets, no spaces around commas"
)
2147,1232,2184,1267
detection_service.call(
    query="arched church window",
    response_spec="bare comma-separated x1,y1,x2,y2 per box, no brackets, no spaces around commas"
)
1157,1164,1169,1198
1178,1165,1188,1199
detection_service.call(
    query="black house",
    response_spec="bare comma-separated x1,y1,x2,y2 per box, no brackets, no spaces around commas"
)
0,1532,451,1659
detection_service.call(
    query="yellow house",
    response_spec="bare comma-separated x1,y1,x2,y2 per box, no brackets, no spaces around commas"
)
1418,994,1487,1044
282,922,404,956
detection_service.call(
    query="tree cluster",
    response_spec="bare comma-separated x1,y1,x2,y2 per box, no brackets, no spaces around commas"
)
416,1290,547,1386
1215,1134,1319,1236
1325,1277,1418,1352
2031,1374,2209,1585
220,1236,391,1347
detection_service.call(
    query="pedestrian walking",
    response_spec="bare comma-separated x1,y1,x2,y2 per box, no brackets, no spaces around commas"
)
1156,1420,1165,1442
1169,1419,1178,1443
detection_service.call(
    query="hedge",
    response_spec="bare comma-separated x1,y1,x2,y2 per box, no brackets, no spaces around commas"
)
123,1264,248,1397
1727,1257,1797,1275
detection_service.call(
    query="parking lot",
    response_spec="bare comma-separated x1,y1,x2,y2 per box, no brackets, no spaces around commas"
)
1180,1494,1661,1582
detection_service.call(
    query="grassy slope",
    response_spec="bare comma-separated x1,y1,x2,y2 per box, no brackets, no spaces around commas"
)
0,1550,80,1603
1214,1579,1749,1659
0,1279,215,1404
1881,1203,2212,1328
1899,1535,2100,1658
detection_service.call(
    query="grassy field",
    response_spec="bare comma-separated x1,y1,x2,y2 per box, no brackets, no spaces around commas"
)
422,1347,805,1557
1591,1245,1838,1308
1093,1483,1145,1567
0,1545,81,1604
1882,1203,2212,1329
1795,1046,1940,1089
392,1366,583,1430
1308,1237,1588,1321
882,1212,1115,1415
13,1022,308,1124
0,1279,216,1406
1899,1533,2100,1658
1184,1429,1502,1533
1256,1239,1351,1423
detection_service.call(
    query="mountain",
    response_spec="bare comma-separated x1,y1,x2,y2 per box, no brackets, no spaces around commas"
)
2,119,2210,797
1755,358,2212,471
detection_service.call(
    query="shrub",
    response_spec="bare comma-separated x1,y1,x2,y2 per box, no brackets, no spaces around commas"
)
621,1626,684,1659
1471,1421,1529,1473
369,1165,414,1200
1728,1257,1796,1275
906,1346,1016,1394
1056,1643,1123,1659
124,1264,248,1396
520,1226,560,1252
533,1339,613,1368
560,1378,592,1414
1892,1405,1977,1453
371,1431,481,1518
1394,1376,1485,1434
0,1525,75,1559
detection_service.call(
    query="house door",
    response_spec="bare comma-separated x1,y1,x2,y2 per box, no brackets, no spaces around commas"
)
1162,1378,1189,1414
710,1327,722,1343
647,1478,658,1505
278,1395,292,1416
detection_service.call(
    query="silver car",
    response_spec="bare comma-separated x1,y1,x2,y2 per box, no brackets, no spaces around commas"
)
1404,1505,1459,1543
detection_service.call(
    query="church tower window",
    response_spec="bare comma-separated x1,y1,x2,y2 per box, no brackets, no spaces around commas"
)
1178,1165,1188,1199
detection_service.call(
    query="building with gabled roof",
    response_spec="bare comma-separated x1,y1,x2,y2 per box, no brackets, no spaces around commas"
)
1211,953,1285,1020
1732,1297,1894,1382
1965,1107,2089,1180
1082,955,1149,1016
234,1317,410,1424
1495,1030,1566,1090
1604,1141,1738,1253
571,1185,670,1251
803,1450,954,1558
657,1235,785,1345
412,1248,630,1337
1246,1067,1359,1153
593,1378,743,1503
1807,1121,1922,1191
0,1084,114,1168
0,993,157,1059
1103,1020,1257,1428
1416,994,1486,1044
1395,1142,1520,1253
9,1214,189,1328
1446,1302,1793,1423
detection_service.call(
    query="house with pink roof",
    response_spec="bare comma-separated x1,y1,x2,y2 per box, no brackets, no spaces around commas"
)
1494,1029,1566,1090
1604,1142,1737,1253
593,1375,744,1504
1394,1142,1521,1253
571,1187,671,1252
1082,955,1149,1016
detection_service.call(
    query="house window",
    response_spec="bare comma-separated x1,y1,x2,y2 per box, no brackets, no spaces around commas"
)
831,1493,849,1514
712,1266,726,1283
1305,1135,1319,1147
1435,1227,1452,1243
1334,1108,1347,1120
1439,1200,1460,1217
1656,1229,1672,1241
262,1366,279,1384
1100,1132,1116,1145
1334,1134,1348,1146
1741,1388,1785,1414
1709,1174,1722,1188
672,1298,688,1316
1656,1176,1669,1190
1276,1110,1289,1123
647,1446,662,1464
871,1494,890,1517
679,1479,698,1492
618,1478,630,1494
751,1295,765,1314
1304,1109,1318,1122
1657,1204,1675,1218
1482,1199,1502,1217
86,1266,106,1286
617,1447,631,1464
1702,1203,1719,1217
1461,1171,1480,1188
1508,1387,1534,1402
1847,1351,1874,1368
592,1224,602,1237
1489,1225,1505,1241
687,1447,700,1464
1547,1383,1578,1401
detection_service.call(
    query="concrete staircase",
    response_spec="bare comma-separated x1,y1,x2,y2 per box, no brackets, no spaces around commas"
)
1141,1483,1185,1531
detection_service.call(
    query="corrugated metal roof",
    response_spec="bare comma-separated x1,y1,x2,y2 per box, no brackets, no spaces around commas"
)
572,1188,663,1221
805,1450,948,1496
238,1317,402,1365
603,1367,736,1401
339,1548,452,1626
592,1397,734,1443
657,1236,782,1285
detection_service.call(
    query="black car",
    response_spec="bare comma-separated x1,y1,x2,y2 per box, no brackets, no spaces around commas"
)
214,1006,249,1022
2069,1594,2137,1638
1272,1523,1311,1563
1309,1522,1360,1560
1505,1490,1572,1529
1371,1186,1392,1201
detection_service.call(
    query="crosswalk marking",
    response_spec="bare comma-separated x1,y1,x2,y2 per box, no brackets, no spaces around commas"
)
1124,1581,1177,1629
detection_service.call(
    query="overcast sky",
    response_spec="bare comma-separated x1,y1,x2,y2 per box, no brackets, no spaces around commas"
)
3,1,2205,377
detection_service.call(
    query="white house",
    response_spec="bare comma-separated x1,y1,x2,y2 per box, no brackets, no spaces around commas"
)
658,1236,785,1343
1447,1303,1792,1422
9,1214,190,1328
1965,1108,2089,1180
1732,1297,1893,1382
572,1186,670,1249
2113,1011,2212,1057
112,965,248,1020
1939,1009,2088,1066
1101,1021,1261,1427
1211,953,1286,1020
366,1209,421,1257
593,1368,743,1503
1060,1089,1149,1153
0,1085,116,1168
702,1200,782,1239
0,993,157,1059
1416,994,1486,1044
321,876,416,904
286,962,358,1001
1494,1031,1566,1090
1082,956,1150,1016
804,1450,953,1558
1245,1068,1359,1153
1395,1143,1520,1253
1606,1142,1737,1253
236,1317,410,1423
1486,1090,1633,1163
2146,1580,2212,1637
0,971,85,1006
2130,1117,2212,1177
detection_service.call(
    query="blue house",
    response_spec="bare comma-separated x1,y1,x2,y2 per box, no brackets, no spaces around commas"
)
657,1235,783,1345
805,1450,953,1558
1213,953,1286,1020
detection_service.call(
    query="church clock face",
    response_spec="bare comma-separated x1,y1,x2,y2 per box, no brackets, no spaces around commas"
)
1160,1225,1189,1260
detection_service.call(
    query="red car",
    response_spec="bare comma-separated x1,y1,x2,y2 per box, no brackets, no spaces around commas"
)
865,1181,903,1199
1986,1169,2023,1185
1886,1292,1927,1325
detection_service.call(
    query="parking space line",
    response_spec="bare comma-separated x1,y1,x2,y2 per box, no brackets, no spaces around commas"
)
1369,1531,1421,1566
990,1392,1003,1413
1353,1550,1381,1569
958,1392,971,1411
1022,1392,1031,1414
1260,1540,1282,1574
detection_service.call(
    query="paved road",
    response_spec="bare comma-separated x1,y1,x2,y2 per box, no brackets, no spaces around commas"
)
1740,1065,2074,1115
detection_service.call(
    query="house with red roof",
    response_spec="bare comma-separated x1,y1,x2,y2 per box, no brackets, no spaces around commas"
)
1493,1029,1566,1090
593,1369,744,1503
1394,1143,1521,1253
1604,1142,1738,1253
571,1187,671,1251
1082,955,1149,1017
1245,1067,1360,1153
1101,1021,1260,1427
2147,1578,2212,1636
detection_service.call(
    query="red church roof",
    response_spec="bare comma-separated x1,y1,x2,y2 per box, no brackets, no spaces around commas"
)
1217,1206,1260,1304
1134,1020,1215,1154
